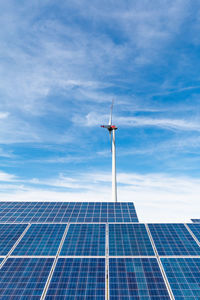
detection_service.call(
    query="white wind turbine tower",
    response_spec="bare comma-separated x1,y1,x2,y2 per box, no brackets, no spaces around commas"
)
101,100,118,202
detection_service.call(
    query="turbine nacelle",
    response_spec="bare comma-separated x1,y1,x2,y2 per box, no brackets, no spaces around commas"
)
100,125,118,131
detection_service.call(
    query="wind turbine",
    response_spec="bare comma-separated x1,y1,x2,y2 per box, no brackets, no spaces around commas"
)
101,100,118,203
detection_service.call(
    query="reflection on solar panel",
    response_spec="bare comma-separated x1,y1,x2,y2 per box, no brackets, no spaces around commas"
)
45,258,105,299
0,258,53,299
161,258,200,299
12,224,66,256
109,258,170,299
60,224,105,256
0,202,138,223
0,224,27,255
109,224,154,256
188,224,200,243
191,219,200,223
148,224,200,256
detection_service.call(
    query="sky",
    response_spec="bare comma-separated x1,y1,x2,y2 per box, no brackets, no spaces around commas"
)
0,0,200,222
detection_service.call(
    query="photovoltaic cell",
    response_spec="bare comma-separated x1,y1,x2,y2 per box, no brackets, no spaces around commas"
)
161,258,200,299
187,223,200,243
109,224,154,256
60,224,105,256
0,257,53,299
0,202,138,223
191,219,200,223
109,258,170,299
12,224,66,256
148,224,200,256
45,258,105,299
0,224,27,255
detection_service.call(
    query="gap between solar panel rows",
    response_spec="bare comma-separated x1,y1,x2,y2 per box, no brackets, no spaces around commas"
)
0,223,200,298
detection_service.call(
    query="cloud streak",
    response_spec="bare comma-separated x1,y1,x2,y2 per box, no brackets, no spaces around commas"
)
75,112,200,131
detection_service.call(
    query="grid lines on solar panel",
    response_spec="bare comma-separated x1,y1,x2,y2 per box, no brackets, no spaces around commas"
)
0,202,138,223
45,258,105,300
60,224,105,256
0,257,53,299
109,258,170,299
0,224,27,255
161,258,200,299
109,224,155,256
148,224,200,256
12,224,66,256
187,223,200,243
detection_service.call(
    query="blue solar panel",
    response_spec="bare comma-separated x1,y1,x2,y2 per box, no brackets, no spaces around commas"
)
191,219,200,223
161,258,200,299
12,224,66,256
109,224,154,256
0,202,138,223
109,258,170,299
148,224,200,256
187,223,200,243
60,224,105,256
0,224,27,255
0,257,53,299
45,258,105,299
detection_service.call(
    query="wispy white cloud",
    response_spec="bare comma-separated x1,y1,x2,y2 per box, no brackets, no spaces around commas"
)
74,112,200,131
0,170,16,182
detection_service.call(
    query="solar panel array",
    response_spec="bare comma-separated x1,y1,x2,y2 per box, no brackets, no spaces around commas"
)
0,202,199,299
162,258,200,299
109,224,154,256
60,224,105,256
191,219,200,223
46,258,105,299
0,202,138,223
148,223,200,256
109,258,170,299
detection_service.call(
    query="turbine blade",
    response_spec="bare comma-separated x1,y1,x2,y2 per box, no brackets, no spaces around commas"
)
109,99,114,125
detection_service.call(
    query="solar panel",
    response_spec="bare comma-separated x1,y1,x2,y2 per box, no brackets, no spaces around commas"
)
12,224,66,256
187,223,200,243
0,202,138,223
45,258,105,299
161,258,200,299
191,219,200,223
148,223,200,256
109,258,170,299
0,224,27,255
60,224,105,256
0,257,53,299
109,224,155,256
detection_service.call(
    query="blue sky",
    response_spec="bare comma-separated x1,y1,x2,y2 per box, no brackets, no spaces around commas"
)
0,0,200,221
